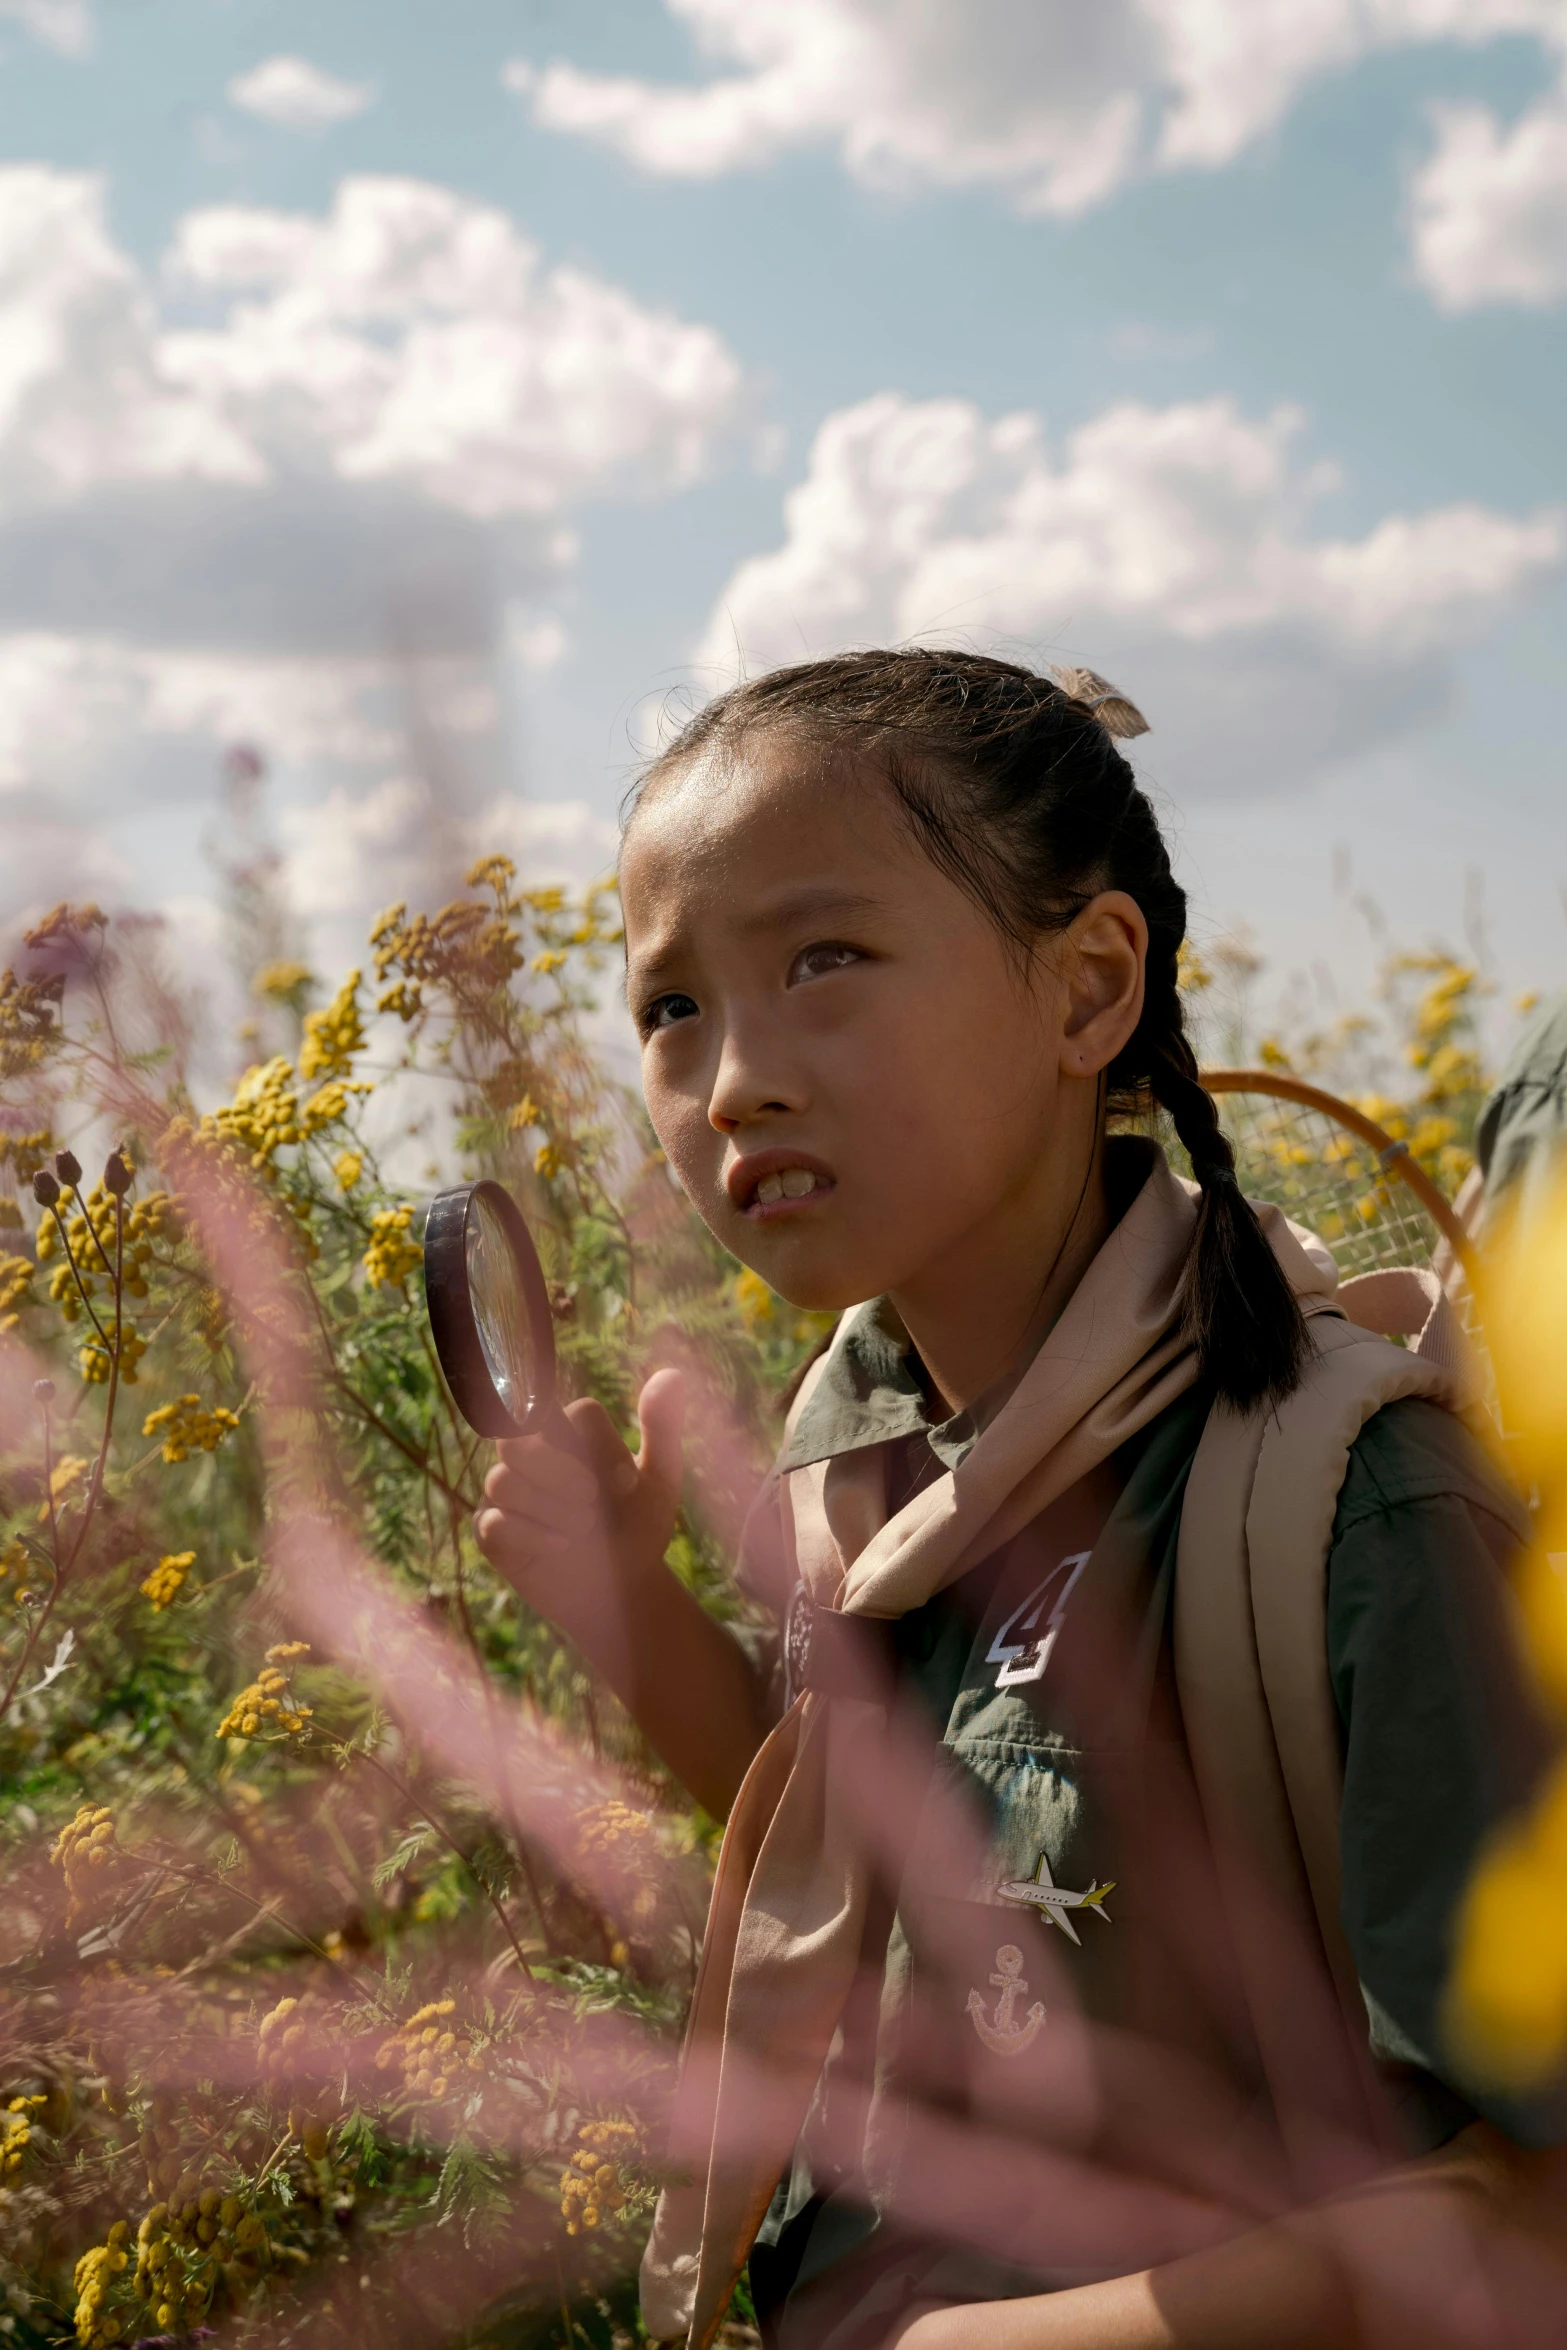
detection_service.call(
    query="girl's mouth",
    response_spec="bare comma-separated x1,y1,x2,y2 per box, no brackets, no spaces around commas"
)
728,1154,837,1216
751,1167,828,1212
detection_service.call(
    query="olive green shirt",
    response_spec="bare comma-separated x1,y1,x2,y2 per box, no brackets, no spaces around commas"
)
746,1302,1557,2350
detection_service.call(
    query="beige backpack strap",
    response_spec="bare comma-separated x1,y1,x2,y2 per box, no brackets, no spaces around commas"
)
1248,1321,1463,2014
1175,1317,1463,2173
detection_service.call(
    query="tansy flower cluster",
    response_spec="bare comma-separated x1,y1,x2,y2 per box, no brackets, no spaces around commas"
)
51,1804,121,1922
35,1178,173,1306
73,2221,130,2346
2,2092,45,2172
202,1056,301,1171
298,972,366,1081
143,1392,241,1463
374,1999,479,2103
0,1250,32,1330
577,1800,658,1861
134,2190,262,2331
140,1551,194,1610
559,2118,637,2236
254,1997,337,2154
363,1204,421,1292
216,1643,312,1742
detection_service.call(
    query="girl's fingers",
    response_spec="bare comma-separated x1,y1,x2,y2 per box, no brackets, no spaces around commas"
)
473,1505,570,1562
566,1395,641,1497
635,1367,686,1506
491,1430,598,1507
482,1454,587,1525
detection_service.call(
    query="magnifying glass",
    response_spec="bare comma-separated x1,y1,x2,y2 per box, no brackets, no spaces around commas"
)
423,1180,565,1441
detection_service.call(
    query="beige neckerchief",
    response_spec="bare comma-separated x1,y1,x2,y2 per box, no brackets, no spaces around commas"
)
641,1142,1340,2348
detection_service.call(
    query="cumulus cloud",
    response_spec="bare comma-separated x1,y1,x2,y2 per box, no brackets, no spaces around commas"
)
0,166,745,652
227,54,378,132
0,163,743,963
0,162,744,755
506,0,1566,219
0,0,92,57
1409,72,1567,307
693,390,1563,795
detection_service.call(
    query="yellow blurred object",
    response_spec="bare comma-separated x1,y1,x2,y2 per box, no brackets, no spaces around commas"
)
1448,1166,1567,2086
1481,1175,1567,1485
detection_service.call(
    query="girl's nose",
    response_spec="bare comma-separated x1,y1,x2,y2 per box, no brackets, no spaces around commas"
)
706,1028,802,1133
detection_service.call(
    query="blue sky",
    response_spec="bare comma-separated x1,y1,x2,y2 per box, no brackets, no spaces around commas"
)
3,0,1565,1047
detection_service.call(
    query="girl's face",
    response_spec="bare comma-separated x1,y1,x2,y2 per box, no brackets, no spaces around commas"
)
620,732,1144,1315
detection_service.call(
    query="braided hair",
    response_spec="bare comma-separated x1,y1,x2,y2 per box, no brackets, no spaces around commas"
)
632,648,1307,1412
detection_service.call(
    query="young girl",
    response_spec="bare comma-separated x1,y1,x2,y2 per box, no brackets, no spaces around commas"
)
476,653,1561,2350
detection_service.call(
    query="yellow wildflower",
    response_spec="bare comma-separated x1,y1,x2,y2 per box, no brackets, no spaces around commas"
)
732,1267,775,1330
216,1644,312,1742
299,971,366,1081
142,1394,241,1463
531,949,568,976
2,2092,45,2172
534,1142,562,1180
39,1454,88,1520
0,1250,31,1329
1176,940,1212,994
363,1204,421,1291
52,1805,121,1925
466,853,517,892
253,959,313,1002
559,2118,637,2236
73,2219,130,2347
140,1552,195,1611
333,1149,363,1190
79,1324,148,1386
374,1997,479,2101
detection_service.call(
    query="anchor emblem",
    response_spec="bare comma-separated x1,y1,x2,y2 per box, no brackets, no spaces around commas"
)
966,1943,1046,2057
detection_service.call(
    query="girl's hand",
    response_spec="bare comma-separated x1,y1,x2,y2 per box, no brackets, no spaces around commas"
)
474,1367,686,1658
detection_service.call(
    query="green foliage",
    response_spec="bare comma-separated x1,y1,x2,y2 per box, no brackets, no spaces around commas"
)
0,870,800,2347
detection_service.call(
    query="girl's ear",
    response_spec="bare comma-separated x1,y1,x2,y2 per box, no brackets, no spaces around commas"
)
1057,891,1147,1077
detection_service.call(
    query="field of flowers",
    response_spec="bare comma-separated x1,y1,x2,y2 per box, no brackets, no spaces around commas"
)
0,860,1516,2349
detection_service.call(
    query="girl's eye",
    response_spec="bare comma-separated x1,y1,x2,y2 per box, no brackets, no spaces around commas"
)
640,991,699,1035
789,941,862,985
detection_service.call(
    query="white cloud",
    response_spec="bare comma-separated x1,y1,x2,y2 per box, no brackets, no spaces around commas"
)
227,55,378,132
506,0,1567,219
1409,72,1567,306
693,390,1563,795
157,174,749,523
0,164,745,670
0,0,93,58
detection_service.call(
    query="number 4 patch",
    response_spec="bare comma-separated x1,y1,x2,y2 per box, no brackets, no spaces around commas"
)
984,1552,1091,1687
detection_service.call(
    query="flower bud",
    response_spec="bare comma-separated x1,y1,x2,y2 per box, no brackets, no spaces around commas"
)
53,1149,82,1187
31,1169,59,1208
103,1149,133,1197
33,1378,55,1404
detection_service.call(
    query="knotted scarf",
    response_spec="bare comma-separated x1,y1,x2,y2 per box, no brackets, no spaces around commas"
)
641,1141,1340,2346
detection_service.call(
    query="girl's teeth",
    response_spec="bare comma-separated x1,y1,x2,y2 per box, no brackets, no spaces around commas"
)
753,1168,819,1206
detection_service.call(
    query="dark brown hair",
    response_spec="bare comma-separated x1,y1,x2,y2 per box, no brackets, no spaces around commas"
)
631,648,1306,1412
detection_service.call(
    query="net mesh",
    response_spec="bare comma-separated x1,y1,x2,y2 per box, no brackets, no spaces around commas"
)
1144,1084,1487,1373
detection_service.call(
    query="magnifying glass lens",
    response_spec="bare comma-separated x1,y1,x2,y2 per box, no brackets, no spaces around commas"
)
466,1189,537,1421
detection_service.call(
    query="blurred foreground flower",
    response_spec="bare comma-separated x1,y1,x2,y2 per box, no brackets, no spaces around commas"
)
1450,1165,1567,2080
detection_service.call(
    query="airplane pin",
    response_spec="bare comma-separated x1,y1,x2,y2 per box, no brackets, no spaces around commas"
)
998,1849,1116,1945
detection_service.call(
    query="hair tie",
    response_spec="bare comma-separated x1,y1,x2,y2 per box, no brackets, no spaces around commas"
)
1049,665,1150,742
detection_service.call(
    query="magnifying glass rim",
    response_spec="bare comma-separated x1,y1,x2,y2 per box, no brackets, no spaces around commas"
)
424,1178,558,1438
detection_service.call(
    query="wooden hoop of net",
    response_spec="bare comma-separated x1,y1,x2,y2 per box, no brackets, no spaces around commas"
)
1198,1067,1479,1293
